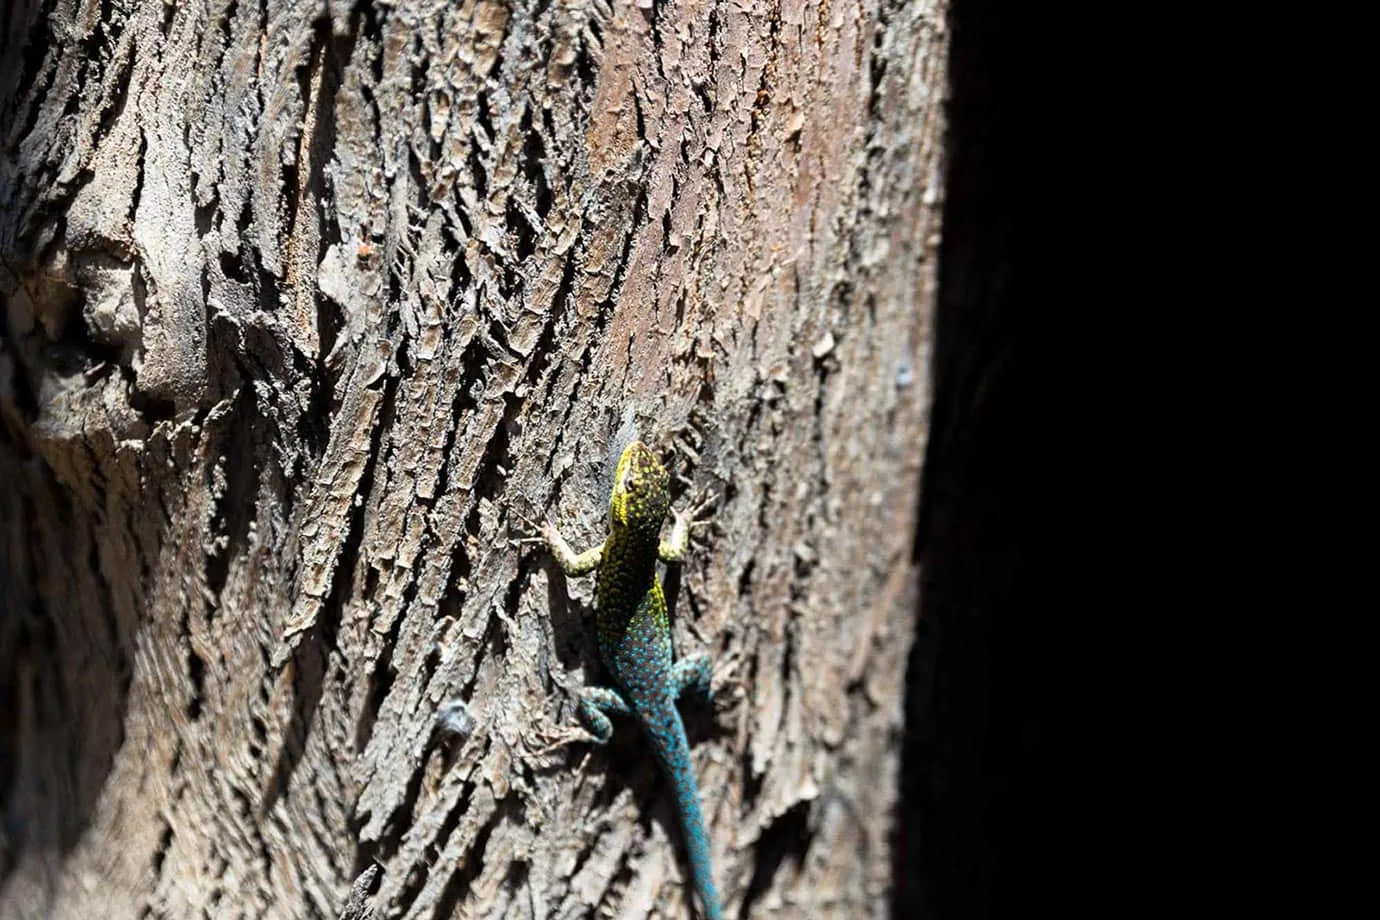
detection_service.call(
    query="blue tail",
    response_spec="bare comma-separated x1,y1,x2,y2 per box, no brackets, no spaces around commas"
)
640,702,722,920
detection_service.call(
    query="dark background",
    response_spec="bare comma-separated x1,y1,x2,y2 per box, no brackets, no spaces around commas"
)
893,0,1100,916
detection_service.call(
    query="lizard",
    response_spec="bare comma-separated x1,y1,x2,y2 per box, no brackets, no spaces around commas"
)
523,439,722,920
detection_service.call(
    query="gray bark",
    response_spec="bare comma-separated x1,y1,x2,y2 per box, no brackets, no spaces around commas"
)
0,0,946,917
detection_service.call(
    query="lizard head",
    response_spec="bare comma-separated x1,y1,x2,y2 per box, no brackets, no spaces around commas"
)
609,440,671,533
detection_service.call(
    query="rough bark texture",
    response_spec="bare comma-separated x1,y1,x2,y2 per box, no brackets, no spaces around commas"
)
0,0,946,917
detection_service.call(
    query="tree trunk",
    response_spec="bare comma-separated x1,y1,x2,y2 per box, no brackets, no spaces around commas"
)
0,0,946,916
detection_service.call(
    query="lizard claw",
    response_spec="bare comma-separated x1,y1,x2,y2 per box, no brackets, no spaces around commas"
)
528,721,593,760
684,488,718,541
699,487,720,513
508,503,551,549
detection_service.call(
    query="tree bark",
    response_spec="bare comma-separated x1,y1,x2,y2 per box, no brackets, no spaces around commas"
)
0,0,946,917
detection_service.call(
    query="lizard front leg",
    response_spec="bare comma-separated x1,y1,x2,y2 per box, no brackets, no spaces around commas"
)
545,524,604,576
659,489,716,563
511,508,605,576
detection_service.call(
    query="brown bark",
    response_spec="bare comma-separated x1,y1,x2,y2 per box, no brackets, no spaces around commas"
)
0,0,946,917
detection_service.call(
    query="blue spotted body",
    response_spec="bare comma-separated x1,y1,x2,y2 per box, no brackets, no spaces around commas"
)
535,441,720,920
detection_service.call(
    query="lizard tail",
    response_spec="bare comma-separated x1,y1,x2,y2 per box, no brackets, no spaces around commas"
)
644,704,723,920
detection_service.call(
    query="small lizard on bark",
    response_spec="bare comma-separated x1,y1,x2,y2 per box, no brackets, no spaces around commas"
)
522,440,721,920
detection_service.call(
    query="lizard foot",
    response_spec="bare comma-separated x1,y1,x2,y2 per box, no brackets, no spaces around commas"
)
672,653,715,701
529,720,593,759
507,502,550,549
576,687,630,745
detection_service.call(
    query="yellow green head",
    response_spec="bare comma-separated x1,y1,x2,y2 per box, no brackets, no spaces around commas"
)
609,440,671,533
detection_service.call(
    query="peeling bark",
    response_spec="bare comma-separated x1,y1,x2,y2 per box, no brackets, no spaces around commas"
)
1,0,946,917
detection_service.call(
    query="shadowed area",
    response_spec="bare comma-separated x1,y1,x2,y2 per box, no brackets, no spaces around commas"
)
894,0,1082,916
